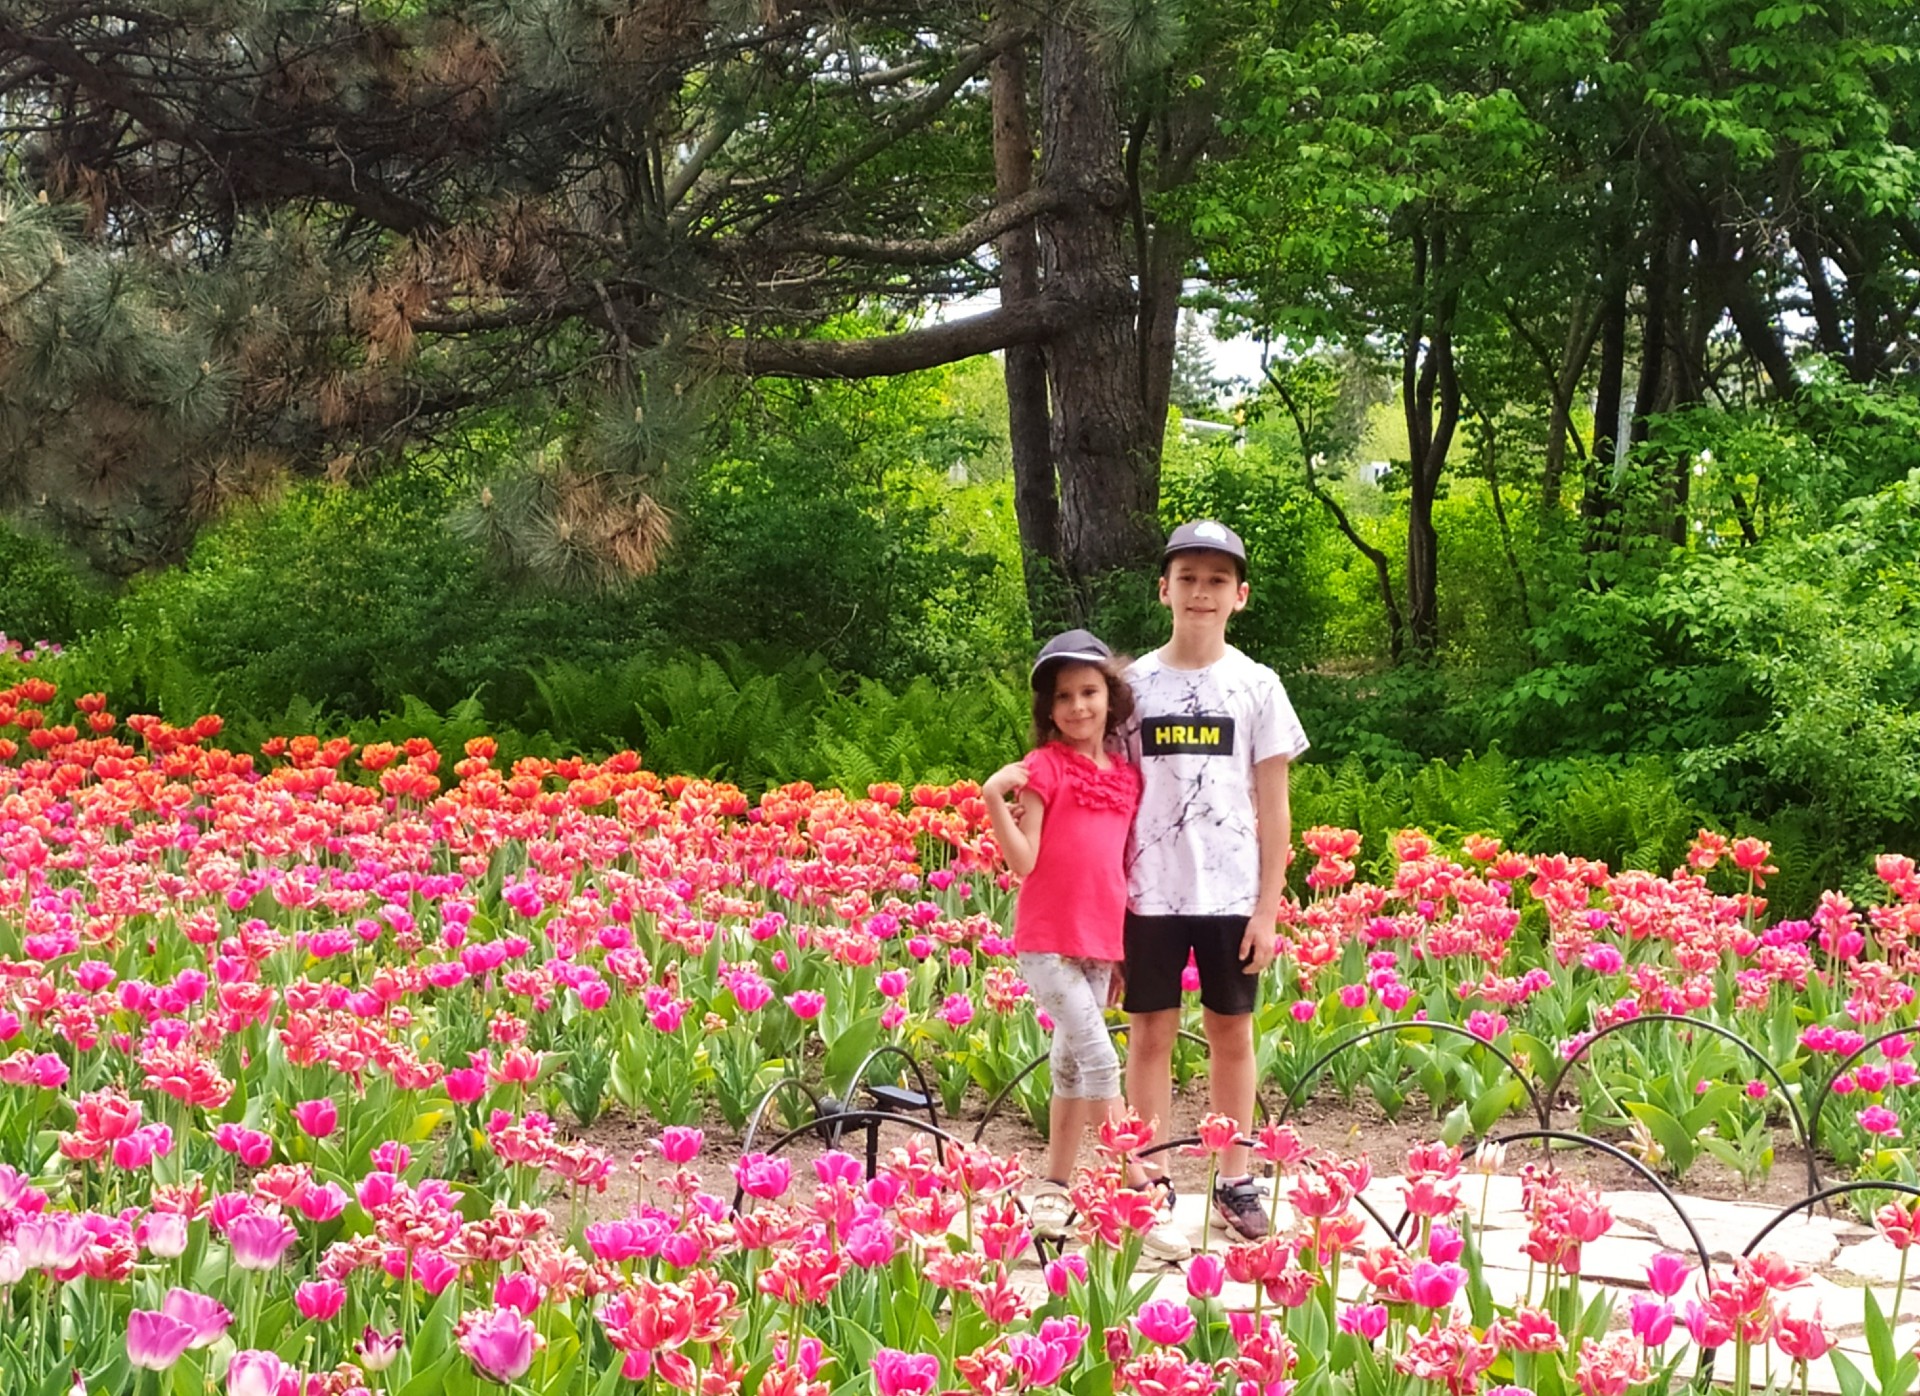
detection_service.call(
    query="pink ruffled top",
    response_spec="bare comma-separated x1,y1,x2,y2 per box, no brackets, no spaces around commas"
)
1013,742,1142,960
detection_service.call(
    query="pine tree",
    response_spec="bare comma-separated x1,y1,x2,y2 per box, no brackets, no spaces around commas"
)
0,0,1243,590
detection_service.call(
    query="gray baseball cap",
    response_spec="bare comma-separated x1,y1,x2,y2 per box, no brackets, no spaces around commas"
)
1163,518,1247,575
1030,628,1112,689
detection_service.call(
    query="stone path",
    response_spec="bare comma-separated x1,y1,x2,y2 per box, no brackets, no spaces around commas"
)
1009,1173,1913,1393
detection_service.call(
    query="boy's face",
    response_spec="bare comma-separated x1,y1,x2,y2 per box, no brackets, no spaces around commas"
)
1159,550,1248,636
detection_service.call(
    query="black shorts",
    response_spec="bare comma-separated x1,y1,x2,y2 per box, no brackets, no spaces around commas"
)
1122,912,1258,1017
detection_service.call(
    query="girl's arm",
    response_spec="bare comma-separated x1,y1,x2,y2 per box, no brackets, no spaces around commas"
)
983,761,1046,877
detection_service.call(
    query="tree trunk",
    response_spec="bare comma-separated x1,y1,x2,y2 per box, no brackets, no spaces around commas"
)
990,19,1060,624
1401,223,1461,659
1581,280,1628,552
1038,18,1159,590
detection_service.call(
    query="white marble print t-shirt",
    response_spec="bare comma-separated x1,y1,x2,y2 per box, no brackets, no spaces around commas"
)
1122,646,1310,917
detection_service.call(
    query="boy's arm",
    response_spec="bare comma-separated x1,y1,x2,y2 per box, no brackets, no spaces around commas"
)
1239,753,1292,973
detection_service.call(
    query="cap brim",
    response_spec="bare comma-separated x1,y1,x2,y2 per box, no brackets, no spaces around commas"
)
1030,650,1110,686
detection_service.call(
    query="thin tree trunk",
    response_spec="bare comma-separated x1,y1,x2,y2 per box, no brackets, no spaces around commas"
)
1402,223,1460,658
990,17,1059,622
1582,280,1627,553
1268,369,1405,662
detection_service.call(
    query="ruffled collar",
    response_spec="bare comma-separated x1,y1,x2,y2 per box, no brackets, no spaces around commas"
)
1045,742,1138,812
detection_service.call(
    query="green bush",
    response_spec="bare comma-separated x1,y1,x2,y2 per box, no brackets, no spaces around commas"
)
0,522,113,644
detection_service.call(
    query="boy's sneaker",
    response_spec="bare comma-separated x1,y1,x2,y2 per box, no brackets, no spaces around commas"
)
1027,1180,1073,1241
1212,1177,1271,1241
1138,1176,1192,1263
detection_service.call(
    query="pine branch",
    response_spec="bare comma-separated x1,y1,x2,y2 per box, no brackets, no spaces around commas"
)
770,185,1070,265
716,290,1081,378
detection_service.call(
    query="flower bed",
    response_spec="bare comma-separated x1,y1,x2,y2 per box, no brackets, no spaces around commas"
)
1,675,1919,1394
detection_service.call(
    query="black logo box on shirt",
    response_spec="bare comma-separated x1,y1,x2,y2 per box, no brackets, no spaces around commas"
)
1139,715,1236,756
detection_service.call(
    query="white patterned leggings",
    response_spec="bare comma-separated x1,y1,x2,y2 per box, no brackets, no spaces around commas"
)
1018,952,1121,1100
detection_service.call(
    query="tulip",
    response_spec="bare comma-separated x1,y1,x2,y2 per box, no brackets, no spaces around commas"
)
1408,1259,1468,1310
355,1327,404,1373
161,1288,232,1348
1339,1303,1390,1342
1044,1254,1088,1296
1628,1295,1674,1347
1134,1298,1196,1347
225,1350,288,1396
140,1211,190,1259
225,1211,298,1270
872,1348,941,1396
1186,1252,1226,1299
460,1306,538,1385
785,991,825,1020
296,1279,346,1321
291,1098,337,1137
297,1181,349,1223
658,1126,704,1164
127,1310,198,1371
494,1270,544,1316
1644,1253,1694,1298
733,1152,792,1199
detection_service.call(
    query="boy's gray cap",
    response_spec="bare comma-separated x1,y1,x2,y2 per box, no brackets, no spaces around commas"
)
1164,519,1248,569
1030,628,1112,689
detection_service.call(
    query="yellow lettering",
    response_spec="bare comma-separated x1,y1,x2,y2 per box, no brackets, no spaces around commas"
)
1198,725,1219,744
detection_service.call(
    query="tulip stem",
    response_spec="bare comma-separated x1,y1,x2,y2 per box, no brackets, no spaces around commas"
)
1894,1246,1909,1337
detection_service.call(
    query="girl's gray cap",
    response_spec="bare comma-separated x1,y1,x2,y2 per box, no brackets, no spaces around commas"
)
1030,629,1112,689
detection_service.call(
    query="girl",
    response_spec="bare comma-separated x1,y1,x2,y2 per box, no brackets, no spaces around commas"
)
982,628,1189,1261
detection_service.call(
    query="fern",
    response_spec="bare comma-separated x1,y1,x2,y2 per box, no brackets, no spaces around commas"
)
1409,745,1518,840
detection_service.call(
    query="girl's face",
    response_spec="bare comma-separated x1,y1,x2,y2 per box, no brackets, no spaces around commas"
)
1050,663,1109,748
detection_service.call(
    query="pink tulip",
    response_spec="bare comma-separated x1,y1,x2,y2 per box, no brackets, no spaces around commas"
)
127,1310,198,1371
785,991,825,1020
161,1288,232,1348
1428,1223,1465,1264
1044,1254,1088,1296
1629,1295,1675,1347
291,1098,337,1137
871,1348,941,1396
460,1306,537,1384
445,1068,488,1103
1339,1303,1390,1341
1134,1298,1196,1346
225,1350,287,1396
1644,1253,1693,1298
1186,1252,1225,1299
657,1126,704,1164
1408,1259,1468,1309
732,1152,792,1200
225,1210,298,1270
495,1270,544,1316
297,1181,349,1223
296,1280,346,1321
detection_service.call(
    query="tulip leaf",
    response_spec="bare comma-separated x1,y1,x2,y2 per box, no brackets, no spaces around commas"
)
1867,1287,1895,1386
1831,1349,1868,1396
1622,1101,1694,1176
396,1353,456,1396
1070,1360,1114,1396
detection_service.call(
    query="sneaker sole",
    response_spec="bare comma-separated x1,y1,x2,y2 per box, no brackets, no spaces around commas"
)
1209,1210,1270,1240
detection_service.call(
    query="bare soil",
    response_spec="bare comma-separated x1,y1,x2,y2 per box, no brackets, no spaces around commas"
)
570,1082,1826,1225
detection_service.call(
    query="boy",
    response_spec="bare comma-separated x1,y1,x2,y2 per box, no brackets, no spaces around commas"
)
1122,519,1309,1240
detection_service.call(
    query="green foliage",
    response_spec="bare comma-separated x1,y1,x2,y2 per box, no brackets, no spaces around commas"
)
649,368,1027,685
521,649,1026,794
1528,759,1698,875
0,521,112,643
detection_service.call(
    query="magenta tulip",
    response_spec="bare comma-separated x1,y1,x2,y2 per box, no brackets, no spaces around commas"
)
225,1210,298,1270
127,1309,198,1371
291,1098,337,1137
459,1306,537,1384
161,1288,232,1349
